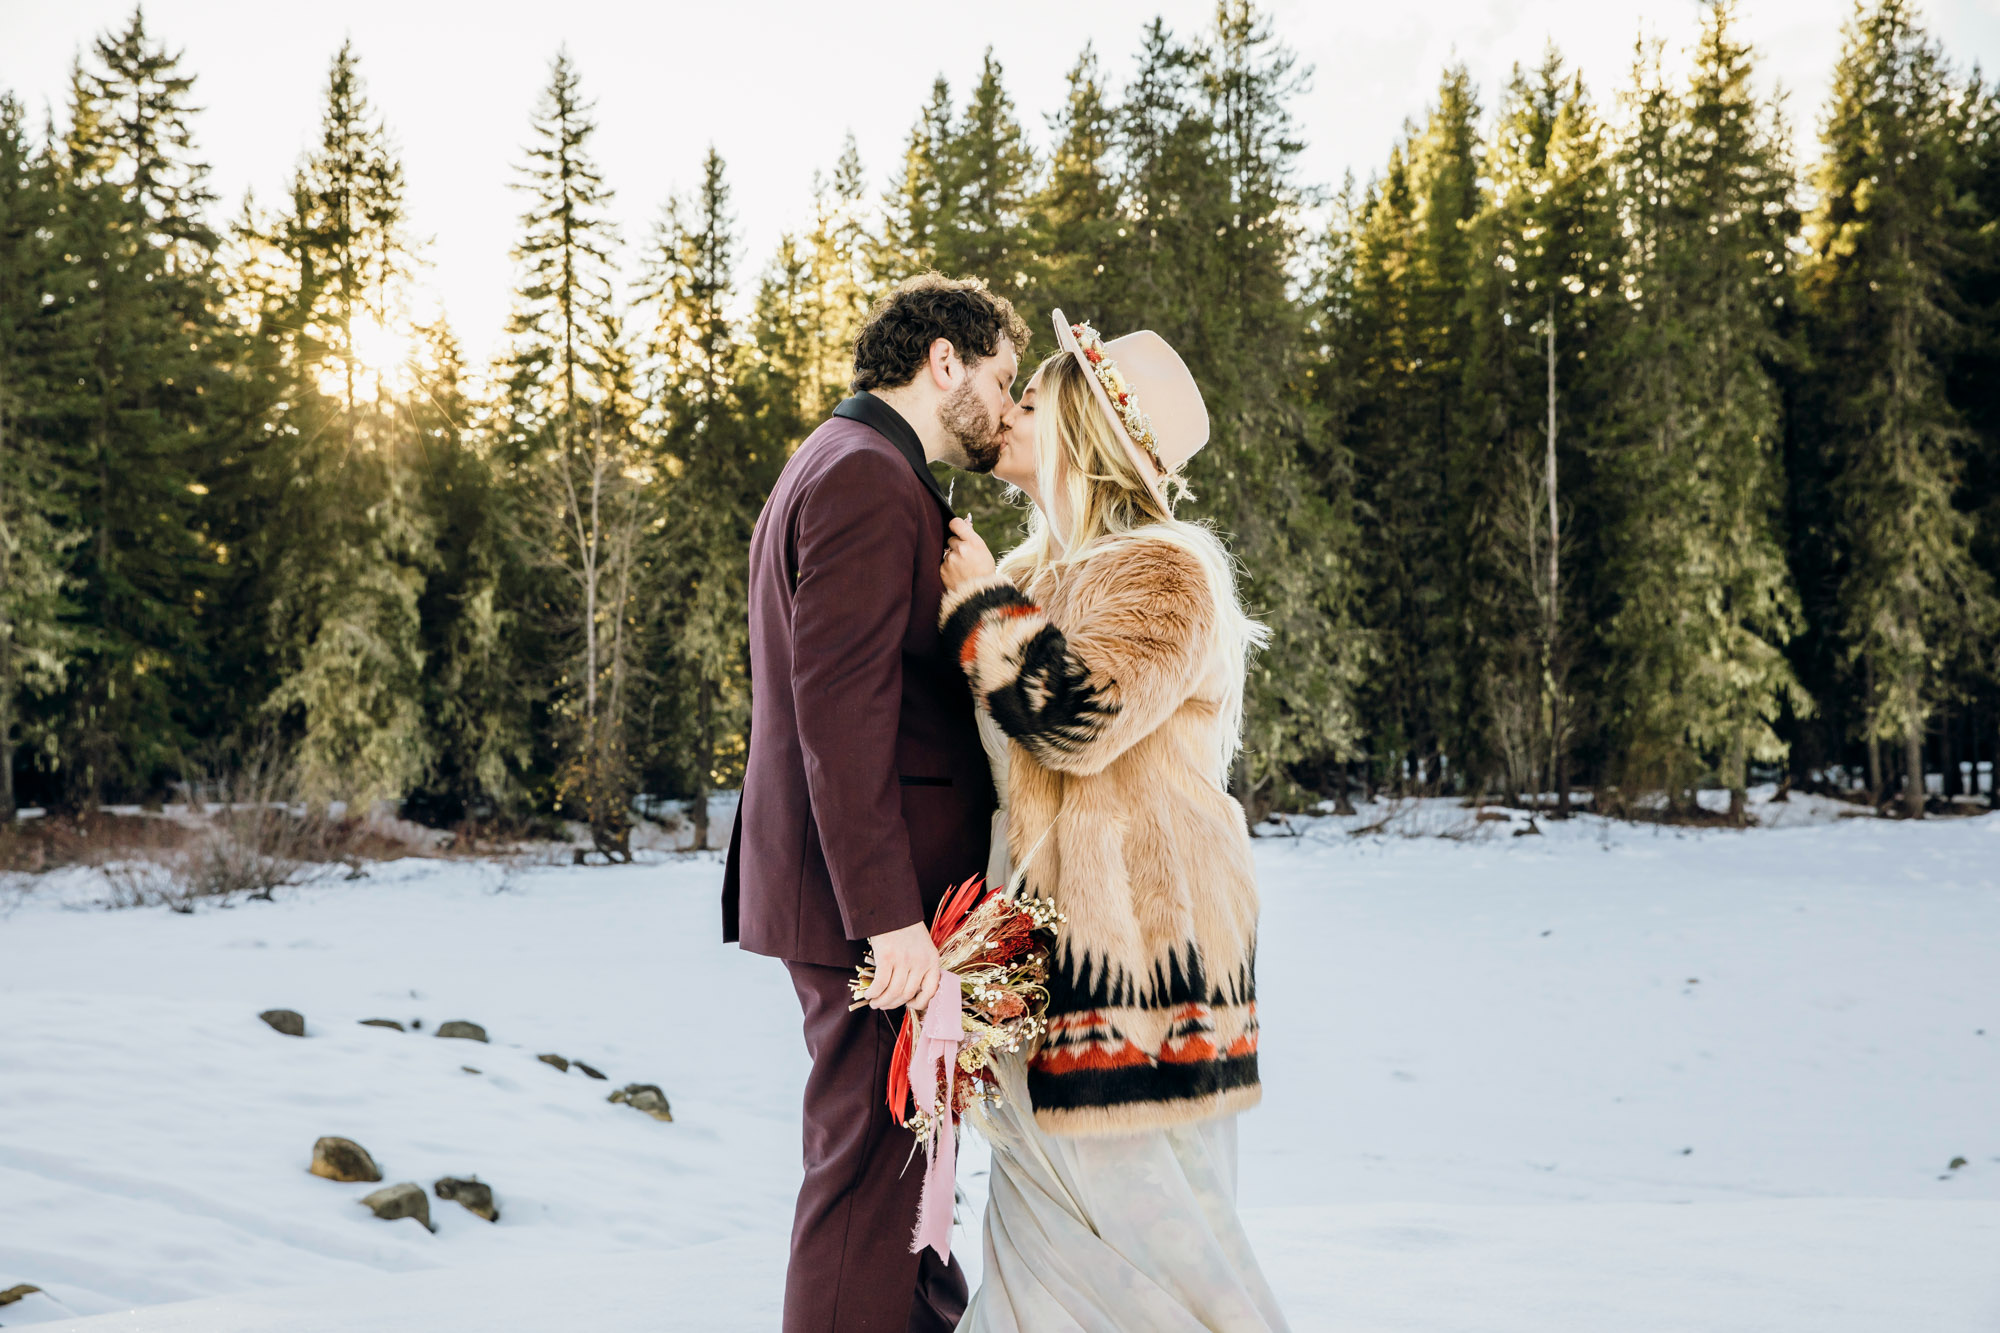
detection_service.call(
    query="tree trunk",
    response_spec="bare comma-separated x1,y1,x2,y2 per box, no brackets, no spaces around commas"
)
0,683,14,823
1904,724,1926,820
1865,733,1882,807
1552,697,1570,819
691,679,714,851
1725,735,1747,826
1545,300,1568,820
688,791,710,852
1332,761,1356,817
0,556,13,821
1941,706,1963,799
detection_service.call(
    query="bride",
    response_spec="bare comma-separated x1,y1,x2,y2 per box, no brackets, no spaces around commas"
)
936,310,1290,1332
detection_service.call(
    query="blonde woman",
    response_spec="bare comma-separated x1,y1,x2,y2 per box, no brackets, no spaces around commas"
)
938,312,1289,1331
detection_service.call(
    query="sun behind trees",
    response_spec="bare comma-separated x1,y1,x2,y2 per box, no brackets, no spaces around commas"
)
0,0,1995,835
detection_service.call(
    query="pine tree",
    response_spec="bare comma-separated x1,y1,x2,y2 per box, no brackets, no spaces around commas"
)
938,50,1036,297
1345,66,1485,793
202,192,302,753
878,79,953,284
739,144,872,466
1110,17,1214,339
407,318,528,824
744,232,815,451
1028,45,1121,326
1805,0,1997,818
770,135,874,427
85,8,215,262
41,12,226,804
502,50,619,463
1461,49,1621,811
1297,179,1377,809
912,55,1042,541
258,41,435,807
496,50,644,854
1939,71,2000,805
0,97,79,816
1599,5,1809,820
1097,3,1366,813
642,147,770,848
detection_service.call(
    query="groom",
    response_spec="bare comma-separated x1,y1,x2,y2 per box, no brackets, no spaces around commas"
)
723,273,1027,1332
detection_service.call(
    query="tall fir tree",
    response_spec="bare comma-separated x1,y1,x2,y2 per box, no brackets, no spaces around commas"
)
407,317,528,823
259,41,435,806
1028,45,1121,327
0,96,79,816
1299,177,1377,809
1346,66,1485,793
497,49,645,853
1940,70,2000,803
757,135,874,431
1461,49,1620,810
1803,0,1997,817
41,11,227,804
1599,4,1809,819
1104,3,1366,811
914,55,1042,541
738,143,874,489
643,148,770,848
1205,1,1368,809
938,50,1036,298
877,78,953,284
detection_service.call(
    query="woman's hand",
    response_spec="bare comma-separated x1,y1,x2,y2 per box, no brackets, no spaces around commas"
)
941,516,997,593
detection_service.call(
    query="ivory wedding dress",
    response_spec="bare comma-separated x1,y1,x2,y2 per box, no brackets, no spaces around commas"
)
958,707,1290,1333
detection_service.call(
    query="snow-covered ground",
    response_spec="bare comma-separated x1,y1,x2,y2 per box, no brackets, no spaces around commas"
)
2,800,1996,1330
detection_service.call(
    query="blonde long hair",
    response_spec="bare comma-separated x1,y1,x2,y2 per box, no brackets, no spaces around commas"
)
998,351,1270,779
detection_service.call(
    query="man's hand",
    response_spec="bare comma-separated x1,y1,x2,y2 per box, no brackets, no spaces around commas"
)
941,516,997,594
865,920,943,1013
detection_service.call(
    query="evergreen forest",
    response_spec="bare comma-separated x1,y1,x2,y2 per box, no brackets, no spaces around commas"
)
3,0,1998,849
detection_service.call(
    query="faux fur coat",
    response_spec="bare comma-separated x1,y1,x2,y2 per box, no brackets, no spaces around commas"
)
939,529,1261,1137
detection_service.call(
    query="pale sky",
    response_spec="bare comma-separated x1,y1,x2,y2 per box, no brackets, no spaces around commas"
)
4,0,1999,370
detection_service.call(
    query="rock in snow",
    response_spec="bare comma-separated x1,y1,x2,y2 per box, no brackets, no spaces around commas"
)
258,1008,306,1037
609,1083,673,1121
433,1175,498,1222
359,1182,432,1231
309,1136,380,1183
434,1020,487,1042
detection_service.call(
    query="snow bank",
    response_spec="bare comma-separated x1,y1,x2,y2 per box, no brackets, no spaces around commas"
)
2,814,1996,1328
16,1201,1997,1332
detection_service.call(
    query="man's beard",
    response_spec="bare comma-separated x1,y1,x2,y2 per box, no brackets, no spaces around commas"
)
939,375,1003,473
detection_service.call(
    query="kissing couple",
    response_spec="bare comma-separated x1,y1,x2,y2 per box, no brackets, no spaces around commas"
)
723,273,1289,1332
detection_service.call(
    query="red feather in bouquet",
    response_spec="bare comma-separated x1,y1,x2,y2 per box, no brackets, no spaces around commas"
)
849,876,1064,1136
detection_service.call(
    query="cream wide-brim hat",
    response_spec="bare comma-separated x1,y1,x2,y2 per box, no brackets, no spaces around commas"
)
1051,309,1209,514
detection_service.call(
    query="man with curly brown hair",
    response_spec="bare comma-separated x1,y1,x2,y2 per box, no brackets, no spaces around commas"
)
722,272,1028,1333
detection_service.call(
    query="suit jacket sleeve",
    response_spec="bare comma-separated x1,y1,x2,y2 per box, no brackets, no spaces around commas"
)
789,447,930,941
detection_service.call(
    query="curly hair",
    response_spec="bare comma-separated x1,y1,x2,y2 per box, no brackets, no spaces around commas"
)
850,272,1032,392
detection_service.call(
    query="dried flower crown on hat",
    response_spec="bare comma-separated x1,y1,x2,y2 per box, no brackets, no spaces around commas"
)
1068,321,1164,475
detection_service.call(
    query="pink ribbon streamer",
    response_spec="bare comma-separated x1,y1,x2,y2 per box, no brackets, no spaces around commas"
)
909,970,964,1261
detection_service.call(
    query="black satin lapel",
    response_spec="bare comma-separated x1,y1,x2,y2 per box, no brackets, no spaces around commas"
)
832,393,955,517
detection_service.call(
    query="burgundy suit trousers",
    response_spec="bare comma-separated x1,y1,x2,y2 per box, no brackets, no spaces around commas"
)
783,960,967,1333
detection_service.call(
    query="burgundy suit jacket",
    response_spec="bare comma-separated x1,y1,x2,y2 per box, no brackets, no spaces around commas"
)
722,394,996,968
